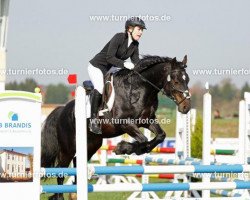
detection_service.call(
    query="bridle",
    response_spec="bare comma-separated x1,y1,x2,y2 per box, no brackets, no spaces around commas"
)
133,68,191,105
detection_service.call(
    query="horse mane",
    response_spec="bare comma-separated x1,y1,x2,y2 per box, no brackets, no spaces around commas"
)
138,55,172,70
115,55,173,77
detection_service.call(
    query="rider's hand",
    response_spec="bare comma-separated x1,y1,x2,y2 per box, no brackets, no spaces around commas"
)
124,62,135,70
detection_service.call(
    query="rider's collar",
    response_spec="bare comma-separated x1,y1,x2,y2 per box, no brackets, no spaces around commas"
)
128,33,133,47
125,32,139,45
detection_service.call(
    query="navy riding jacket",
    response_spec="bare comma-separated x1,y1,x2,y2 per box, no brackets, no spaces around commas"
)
89,32,140,74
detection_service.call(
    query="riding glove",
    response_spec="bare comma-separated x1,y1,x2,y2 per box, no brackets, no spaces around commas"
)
124,62,135,70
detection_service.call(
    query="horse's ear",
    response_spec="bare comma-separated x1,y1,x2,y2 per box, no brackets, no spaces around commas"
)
172,57,176,63
182,55,187,65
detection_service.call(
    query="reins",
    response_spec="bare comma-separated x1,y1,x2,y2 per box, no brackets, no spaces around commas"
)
131,64,191,105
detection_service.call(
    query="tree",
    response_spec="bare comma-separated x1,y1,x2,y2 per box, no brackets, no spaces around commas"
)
219,79,237,101
27,154,33,175
45,83,70,104
240,82,250,99
6,79,38,92
191,115,202,159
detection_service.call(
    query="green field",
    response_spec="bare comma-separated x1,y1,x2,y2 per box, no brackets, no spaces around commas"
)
158,109,239,138
41,112,240,200
41,177,171,200
41,176,220,200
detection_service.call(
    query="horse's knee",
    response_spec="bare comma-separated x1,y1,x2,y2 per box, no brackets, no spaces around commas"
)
140,136,148,143
157,132,166,142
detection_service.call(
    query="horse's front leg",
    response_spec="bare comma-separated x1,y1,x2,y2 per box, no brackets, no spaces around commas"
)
125,124,148,143
145,122,166,152
114,124,148,155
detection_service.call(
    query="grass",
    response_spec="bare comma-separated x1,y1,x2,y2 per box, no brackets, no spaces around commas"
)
211,118,238,138
41,177,170,200
157,110,239,138
88,177,169,200
40,178,69,200
41,177,221,199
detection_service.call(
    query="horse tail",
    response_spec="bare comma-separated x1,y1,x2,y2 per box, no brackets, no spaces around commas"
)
41,106,64,167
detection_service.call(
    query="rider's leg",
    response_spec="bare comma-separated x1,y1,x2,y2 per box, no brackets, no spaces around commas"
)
88,63,104,134
89,89,102,134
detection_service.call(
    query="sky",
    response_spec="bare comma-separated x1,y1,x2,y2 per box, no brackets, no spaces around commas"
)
5,0,250,88
0,147,32,167
0,147,33,155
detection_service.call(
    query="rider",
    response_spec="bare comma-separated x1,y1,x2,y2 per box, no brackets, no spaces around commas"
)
88,17,146,134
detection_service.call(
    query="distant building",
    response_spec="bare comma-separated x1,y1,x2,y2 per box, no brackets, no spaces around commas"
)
0,149,27,178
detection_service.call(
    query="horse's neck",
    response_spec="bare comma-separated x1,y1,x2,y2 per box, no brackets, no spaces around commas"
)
141,64,166,90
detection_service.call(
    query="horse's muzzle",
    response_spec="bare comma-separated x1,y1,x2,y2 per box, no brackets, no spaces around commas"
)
178,98,191,114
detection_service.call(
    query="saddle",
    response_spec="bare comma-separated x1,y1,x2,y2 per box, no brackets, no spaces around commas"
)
82,71,117,117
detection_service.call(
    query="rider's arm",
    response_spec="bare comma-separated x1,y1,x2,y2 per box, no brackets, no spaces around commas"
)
131,45,140,65
106,33,125,68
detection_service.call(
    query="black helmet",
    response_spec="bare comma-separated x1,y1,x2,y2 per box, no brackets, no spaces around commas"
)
125,17,147,30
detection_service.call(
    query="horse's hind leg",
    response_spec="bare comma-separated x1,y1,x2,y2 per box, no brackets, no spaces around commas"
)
48,150,75,200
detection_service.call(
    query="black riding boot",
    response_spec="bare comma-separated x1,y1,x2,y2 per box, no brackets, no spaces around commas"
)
90,89,102,134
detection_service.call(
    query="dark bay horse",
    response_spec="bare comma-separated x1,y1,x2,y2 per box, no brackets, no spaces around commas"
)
41,55,191,200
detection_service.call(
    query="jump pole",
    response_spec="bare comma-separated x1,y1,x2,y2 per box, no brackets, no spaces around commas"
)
202,83,212,198
75,86,88,199
243,92,250,165
239,99,246,164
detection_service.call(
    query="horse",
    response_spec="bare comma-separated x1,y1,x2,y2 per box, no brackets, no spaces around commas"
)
41,55,191,200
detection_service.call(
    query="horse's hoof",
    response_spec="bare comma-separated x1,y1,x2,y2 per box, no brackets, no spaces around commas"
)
114,141,133,155
114,141,126,154
114,145,122,155
48,194,64,200
114,149,121,154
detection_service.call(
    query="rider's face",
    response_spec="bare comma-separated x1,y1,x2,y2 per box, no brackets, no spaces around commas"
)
129,26,143,41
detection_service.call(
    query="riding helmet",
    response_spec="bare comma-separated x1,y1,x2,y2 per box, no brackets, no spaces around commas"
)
125,17,147,30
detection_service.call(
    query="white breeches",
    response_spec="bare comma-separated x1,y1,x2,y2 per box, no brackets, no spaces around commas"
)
88,63,104,94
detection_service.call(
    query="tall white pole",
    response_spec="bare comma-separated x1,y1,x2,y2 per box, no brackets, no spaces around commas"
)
244,92,250,166
175,109,183,160
0,0,10,91
75,86,88,200
239,100,246,164
202,86,211,198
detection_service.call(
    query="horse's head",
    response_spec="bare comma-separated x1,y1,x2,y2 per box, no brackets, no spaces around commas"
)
163,55,191,114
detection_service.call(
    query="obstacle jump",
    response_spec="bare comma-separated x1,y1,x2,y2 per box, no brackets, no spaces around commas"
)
2,85,248,199
39,87,250,200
